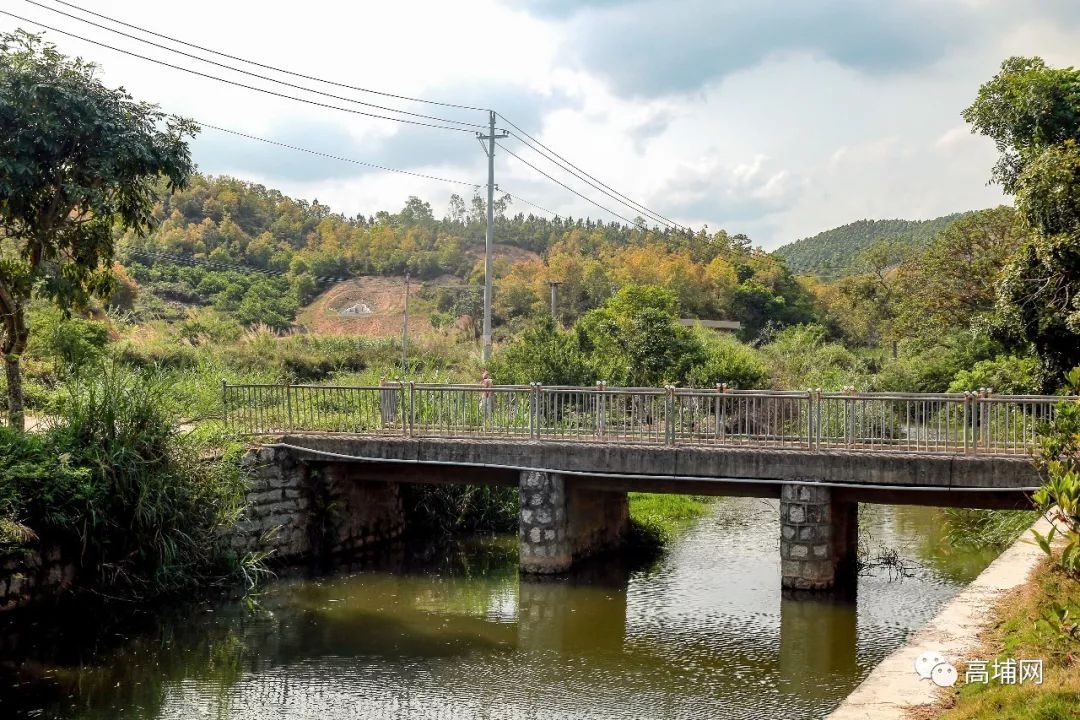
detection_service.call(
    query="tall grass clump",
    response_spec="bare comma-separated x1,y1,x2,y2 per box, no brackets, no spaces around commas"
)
401,484,518,536
1,363,248,599
943,508,1037,549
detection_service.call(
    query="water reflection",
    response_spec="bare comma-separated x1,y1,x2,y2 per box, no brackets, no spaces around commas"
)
0,499,999,720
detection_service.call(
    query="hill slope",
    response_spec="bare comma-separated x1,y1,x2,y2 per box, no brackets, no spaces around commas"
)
774,213,969,279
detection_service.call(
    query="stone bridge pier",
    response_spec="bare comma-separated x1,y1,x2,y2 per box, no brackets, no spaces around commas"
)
779,484,858,591
518,471,629,574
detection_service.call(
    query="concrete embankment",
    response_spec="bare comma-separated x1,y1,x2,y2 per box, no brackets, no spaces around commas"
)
825,515,1055,720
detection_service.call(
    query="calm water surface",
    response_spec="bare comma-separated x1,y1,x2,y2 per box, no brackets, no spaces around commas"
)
0,498,1002,720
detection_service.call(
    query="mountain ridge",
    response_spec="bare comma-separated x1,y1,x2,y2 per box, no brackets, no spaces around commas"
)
773,212,973,279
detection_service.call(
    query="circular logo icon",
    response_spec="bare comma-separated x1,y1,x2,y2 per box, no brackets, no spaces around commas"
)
914,651,946,680
931,662,958,687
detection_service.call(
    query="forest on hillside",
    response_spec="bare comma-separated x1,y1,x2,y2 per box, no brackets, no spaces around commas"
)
117,174,814,340
774,213,967,279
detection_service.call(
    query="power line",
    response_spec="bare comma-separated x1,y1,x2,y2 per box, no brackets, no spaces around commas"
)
26,0,487,112
496,110,682,231
199,122,570,221
0,10,477,134
22,0,486,130
496,142,644,228
499,190,558,218
196,122,480,188
505,129,675,230
2,6,665,229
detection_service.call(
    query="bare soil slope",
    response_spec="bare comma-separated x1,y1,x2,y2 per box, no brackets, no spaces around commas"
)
298,276,419,337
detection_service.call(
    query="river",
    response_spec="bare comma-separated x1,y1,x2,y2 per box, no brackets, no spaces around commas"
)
0,497,1003,719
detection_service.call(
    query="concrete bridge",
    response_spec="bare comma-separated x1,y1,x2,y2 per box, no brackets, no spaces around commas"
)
224,382,1063,591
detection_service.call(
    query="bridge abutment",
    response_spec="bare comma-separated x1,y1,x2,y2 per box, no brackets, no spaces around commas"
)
780,484,858,591
519,470,628,574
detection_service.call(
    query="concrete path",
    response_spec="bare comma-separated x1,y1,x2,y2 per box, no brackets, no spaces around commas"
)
825,515,1055,720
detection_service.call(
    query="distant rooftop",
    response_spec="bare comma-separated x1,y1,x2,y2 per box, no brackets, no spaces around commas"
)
677,319,742,331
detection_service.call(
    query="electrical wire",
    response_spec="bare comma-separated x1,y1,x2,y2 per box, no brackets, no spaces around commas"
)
22,0,485,129
196,122,480,188
496,142,644,228
2,6,666,228
505,129,676,229
498,112,683,230
26,0,487,112
0,10,477,133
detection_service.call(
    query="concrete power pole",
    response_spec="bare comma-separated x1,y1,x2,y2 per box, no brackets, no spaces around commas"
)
400,272,410,373
548,281,561,321
478,111,508,363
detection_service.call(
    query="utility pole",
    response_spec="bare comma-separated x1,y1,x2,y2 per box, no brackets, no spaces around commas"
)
478,110,508,363
400,272,410,373
548,281,561,321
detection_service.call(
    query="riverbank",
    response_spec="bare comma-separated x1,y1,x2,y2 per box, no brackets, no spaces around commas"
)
826,516,1069,720
921,558,1079,719
627,492,713,544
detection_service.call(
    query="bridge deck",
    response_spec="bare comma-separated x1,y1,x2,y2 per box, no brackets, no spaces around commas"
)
263,434,1040,510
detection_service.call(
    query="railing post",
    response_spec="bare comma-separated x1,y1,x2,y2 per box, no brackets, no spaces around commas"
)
221,379,229,432
805,388,814,450
665,385,676,445
529,383,539,439
962,391,972,455
595,381,607,439
716,383,728,444
406,381,415,438
285,382,294,432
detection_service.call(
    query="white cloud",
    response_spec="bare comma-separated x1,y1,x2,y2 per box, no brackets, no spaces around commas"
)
3,0,1077,247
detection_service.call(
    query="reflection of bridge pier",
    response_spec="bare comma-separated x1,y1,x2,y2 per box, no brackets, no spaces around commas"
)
777,591,858,693
516,558,630,654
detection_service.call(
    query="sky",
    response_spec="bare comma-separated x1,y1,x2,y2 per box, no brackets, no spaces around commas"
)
5,0,1080,249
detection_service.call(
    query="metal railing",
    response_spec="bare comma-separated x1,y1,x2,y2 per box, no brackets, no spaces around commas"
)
221,381,1076,455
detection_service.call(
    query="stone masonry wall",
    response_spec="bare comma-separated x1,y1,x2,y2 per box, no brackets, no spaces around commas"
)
780,483,858,590
519,470,628,574
0,544,77,612
231,448,404,563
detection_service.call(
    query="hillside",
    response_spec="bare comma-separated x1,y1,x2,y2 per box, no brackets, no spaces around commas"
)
774,213,969,279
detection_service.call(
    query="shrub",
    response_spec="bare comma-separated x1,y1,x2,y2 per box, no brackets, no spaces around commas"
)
947,355,1041,394
0,364,248,597
686,330,768,388
759,324,868,389
1031,368,1080,577
490,317,592,385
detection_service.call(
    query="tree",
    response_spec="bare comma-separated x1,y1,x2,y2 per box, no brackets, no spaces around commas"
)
575,285,704,386
898,207,1024,336
965,57,1080,386
0,31,195,427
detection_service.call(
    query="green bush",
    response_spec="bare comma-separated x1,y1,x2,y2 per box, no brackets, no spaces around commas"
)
686,330,768,388
759,324,868,389
1032,368,1080,577
0,364,248,597
490,317,592,385
947,355,1041,394
401,484,518,535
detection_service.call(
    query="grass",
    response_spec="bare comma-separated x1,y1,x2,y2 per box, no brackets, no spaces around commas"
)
944,509,1040,550
928,562,1080,720
627,493,713,549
